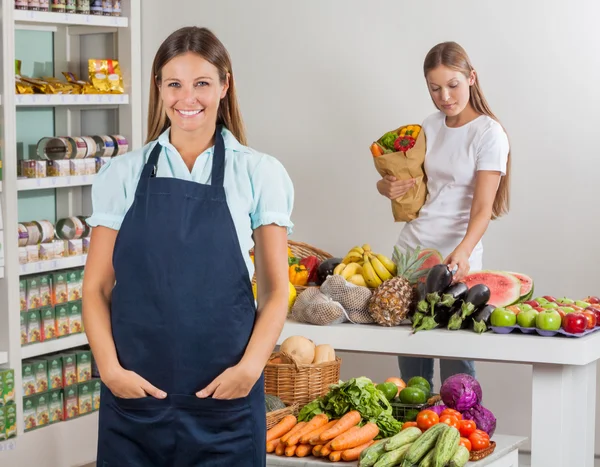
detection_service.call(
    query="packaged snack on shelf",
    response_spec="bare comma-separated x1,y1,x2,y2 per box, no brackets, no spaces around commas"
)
5,405,16,438
69,301,83,334
67,136,88,159
76,350,92,382
88,59,124,93
48,160,71,177
22,362,36,397
68,239,83,257
20,77,62,94
70,159,86,176
67,270,82,300
53,239,66,258
95,157,110,172
76,0,90,14
27,310,42,344
35,160,47,178
38,220,55,243
83,236,91,254
23,221,42,245
0,407,5,440
65,0,76,13
1,369,15,406
93,135,116,157
52,271,69,304
48,389,63,424
21,160,36,178
111,0,120,16
78,381,93,415
21,312,28,345
55,303,70,337
23,395,36,432
90,0,102,14
39,275,52,306
92,379,101,410
18,246,27,265
15,1,29,10
47,356,63,390
18,223,28,247
41,306,56,341
32,360,49,393
26,244,39,263
62,71,96,94
39,242,55,261
111,134,129,155
81,136,98,157
37,137,73,160
51,0,67,13
85,158,96,175
36,393,50,428
39,0,50,11
41,77,77,94
15,77,34,94
64,384,79,419
101,0,111,15
61,352,77,387
26,276,41,310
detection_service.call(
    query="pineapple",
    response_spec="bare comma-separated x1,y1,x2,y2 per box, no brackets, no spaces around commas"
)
368,246,431,327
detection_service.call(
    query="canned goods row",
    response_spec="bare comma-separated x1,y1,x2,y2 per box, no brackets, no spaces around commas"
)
15,0,122,16
18,217,90,247
37,134,128,161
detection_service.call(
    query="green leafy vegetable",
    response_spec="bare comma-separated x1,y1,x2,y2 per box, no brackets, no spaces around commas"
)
297,376,402,438
379,131,399,151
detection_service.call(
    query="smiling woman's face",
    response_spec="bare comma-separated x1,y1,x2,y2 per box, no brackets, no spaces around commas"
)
158,52,229,135
426,65,474,117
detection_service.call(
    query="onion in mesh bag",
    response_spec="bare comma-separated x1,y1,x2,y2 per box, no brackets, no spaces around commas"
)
290,287,323,323
320,275,374,324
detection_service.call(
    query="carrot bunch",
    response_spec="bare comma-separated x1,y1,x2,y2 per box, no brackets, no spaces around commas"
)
266,410,380,462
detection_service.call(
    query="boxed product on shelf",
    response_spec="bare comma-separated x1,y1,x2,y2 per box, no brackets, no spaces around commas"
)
20,312,27,345
5,405,16,438
48,355,64,390
0,407,5,440
23,394,36,432
61,351,78,387
22,361,36,396
39,275,52,307
36,392,50,428
20,279,26,311
0,369,15,406
26,276,41,309
92,379,101,411
78,381,93,416
32,359,49,393
76,350,92,382
63,384,78,420
26,309,42,344
41,306,56,340
48,388,63,424
55,303,70,338
52,271,69,304
67,272,82,301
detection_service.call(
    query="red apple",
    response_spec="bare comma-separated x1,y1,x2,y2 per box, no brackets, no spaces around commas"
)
586,296,600,305
586,307,600,327
524,300,540,307
582,310,597,329
543,296,557,303
562,313,587,334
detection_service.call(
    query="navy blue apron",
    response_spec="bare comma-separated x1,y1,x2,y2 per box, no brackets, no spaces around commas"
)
96,126,266,467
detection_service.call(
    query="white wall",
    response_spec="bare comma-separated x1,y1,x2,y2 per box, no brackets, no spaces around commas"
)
141,0,600,454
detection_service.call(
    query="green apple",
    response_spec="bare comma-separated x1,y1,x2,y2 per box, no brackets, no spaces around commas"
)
490,308,517,327
517,309,539,328
536,309,562,331
535,297,549,305
542,302,558,309
519,304,534,312
557,297,574,305
576,300,591,309
559,306,575,314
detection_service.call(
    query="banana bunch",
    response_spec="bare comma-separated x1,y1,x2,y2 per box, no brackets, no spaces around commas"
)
333,262,367,287
339,244,398,289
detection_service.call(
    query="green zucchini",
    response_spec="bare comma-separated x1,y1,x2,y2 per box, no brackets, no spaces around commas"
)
385,427,422,451
447,445,470,467
374,442,413,467
418,447,436,467
401,423,448,466
359,438,389,467
432,426,460,467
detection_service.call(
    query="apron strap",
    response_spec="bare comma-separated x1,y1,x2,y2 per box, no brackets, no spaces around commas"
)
142,142,163,179
211,125,225,187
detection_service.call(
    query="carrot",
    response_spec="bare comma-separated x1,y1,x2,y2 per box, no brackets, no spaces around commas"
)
331,422,379,451
266,438,280,453
275,441,286,456
284,444,297,457
312,445,323,457
341,440,375,461
306,420,338,444
295,444,312,457
266,415,297,442
319,410,361,442
329,451,343,462
286,413,329,445
320,440,335,457
280,421,306,444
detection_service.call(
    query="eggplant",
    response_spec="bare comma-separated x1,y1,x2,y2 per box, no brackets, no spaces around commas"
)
425,264,453,295
447,309,474,330
439,282,469,308
470,304,496,334
460,284,491,319
413,304,454,332
411,311,425,328
316,257,342,285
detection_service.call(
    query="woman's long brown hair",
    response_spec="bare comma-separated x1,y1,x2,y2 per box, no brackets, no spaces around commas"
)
424,41,510,219
146,26,247,146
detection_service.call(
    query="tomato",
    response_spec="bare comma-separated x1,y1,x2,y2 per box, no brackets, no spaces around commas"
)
402,421,419,431
469,432,491,451
459,419,476,437
439,414,460,430
459,437,472,452
440,408,462,420
474,429,490,440
416,410,439,431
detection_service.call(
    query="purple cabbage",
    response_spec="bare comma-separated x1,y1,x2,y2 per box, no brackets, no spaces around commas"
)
462,404,497,437
440,373,482,412
429,404,447,415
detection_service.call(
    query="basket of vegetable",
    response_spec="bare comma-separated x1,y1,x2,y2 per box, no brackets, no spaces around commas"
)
390,394,443,422
265,394,300,430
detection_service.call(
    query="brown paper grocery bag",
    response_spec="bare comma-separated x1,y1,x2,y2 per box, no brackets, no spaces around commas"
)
372,128,427,222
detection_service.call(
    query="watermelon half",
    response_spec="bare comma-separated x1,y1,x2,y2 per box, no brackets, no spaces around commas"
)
507,272,534,302
417,248,443,271
463,271,522,307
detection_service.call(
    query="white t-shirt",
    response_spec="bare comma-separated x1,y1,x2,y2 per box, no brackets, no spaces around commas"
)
396,111,509,271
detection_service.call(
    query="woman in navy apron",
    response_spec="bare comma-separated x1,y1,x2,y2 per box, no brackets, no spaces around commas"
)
83,26,294,467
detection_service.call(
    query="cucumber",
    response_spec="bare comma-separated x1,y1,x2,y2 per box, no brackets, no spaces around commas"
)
374,443,413,467
418,447,436,467
359,438,389,467
401,423,448,466
447,445,470,467
432,426,460,467
385,427,422,451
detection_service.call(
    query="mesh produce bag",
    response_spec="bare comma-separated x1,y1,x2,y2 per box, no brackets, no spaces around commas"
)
291,288,348,325
320,275,374,324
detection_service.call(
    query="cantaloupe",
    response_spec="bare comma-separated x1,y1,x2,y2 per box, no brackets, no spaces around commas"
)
280,335,315,364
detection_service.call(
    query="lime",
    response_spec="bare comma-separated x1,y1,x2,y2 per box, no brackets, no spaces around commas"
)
410,383,430,399
403,408,420,422
407,376,431,393
376,382,398,401
399,387,426,405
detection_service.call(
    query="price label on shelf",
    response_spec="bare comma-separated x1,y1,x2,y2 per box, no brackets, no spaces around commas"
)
0,439,16,452
36,178,41,187
51,177,57,186
82,175,88,183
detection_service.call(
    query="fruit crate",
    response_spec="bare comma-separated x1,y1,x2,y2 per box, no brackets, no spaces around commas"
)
390,394,443,422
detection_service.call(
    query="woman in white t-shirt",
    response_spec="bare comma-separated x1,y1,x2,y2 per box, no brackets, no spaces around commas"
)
377,41,511,390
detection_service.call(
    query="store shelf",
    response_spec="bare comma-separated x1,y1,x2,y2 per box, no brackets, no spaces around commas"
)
0,438,16,453
20,255,87,275
18,175,95,191
21,333,88,359
16,93,129,106
0,267,4,279
14,9,128,28
0,351,7,365
267,435,526,466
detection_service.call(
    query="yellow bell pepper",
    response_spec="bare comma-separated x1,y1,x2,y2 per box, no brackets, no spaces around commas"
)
289,264,309,286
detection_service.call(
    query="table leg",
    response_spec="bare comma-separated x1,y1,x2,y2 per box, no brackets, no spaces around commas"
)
531,361,596,467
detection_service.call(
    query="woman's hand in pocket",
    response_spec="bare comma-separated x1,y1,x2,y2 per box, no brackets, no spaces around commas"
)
103,366,167,400
376,175,415,200
196,363,260,400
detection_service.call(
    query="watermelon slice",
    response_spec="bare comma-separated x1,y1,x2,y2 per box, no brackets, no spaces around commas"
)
507,272,534,302
463,271,522,307
417,248,443,271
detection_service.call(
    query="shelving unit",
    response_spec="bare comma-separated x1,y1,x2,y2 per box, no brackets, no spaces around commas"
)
0,2,141,465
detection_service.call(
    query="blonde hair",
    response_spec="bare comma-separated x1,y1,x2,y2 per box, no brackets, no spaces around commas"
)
146,26,247,146
424,41,510,219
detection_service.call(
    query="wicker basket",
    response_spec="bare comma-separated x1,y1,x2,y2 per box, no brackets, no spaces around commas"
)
266,403,299,431
469,440,496,461
390,394,442,422
264,351,341,408
251,240,334,294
